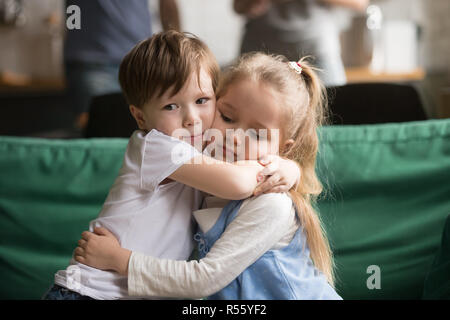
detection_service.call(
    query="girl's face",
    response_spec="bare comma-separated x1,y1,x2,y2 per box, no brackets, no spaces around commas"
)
211,79,290,161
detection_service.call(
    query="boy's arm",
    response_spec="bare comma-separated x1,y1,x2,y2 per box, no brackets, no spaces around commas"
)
139,131,261,199
169,155,301,200
169,155,264,200
140,130,300,200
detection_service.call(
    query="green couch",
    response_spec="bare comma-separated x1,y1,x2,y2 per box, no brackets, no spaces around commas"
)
1,119,449,300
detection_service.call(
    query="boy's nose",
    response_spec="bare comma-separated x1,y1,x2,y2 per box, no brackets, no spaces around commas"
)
183,107,201,128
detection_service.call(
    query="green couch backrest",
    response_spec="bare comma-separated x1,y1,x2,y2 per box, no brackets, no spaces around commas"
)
316,119,450,299
0,119,449,299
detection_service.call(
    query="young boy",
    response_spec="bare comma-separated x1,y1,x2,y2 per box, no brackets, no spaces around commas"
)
44,31,299,299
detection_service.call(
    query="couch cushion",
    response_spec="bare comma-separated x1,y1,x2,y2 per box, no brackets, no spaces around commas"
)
0,137,127,299
317,119,450,299
422,214,450,299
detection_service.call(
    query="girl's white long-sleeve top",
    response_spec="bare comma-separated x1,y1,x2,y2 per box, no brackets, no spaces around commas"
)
127,193,299,299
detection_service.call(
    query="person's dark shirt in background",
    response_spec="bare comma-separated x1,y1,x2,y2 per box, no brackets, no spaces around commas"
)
64,0,152,64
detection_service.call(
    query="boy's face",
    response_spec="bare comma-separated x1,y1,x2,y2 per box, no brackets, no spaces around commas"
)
130,67,216,149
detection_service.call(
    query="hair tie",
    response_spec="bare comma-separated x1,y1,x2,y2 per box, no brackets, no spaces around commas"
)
288,61,303,74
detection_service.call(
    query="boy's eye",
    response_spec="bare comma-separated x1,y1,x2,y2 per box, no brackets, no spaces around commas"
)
163,104,178,111
196,98,209,105
220,112,233,123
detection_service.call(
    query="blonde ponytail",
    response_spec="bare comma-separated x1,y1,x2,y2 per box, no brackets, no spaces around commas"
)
284,59,334,286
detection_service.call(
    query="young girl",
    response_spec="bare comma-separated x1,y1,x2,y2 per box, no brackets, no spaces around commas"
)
74,52,341,300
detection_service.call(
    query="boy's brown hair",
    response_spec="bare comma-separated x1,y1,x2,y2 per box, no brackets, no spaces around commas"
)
119,30,220,108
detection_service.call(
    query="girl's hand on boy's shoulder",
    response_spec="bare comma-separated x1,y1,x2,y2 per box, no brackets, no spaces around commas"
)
253,155,301,196
74,227,131,276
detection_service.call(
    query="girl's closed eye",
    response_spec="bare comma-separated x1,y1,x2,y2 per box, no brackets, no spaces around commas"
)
163,104,178,111
220,111,234,123
196,97,209,105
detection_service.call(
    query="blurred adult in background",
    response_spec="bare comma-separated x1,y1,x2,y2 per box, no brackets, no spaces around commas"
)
234,0,369,86
64,0,180,130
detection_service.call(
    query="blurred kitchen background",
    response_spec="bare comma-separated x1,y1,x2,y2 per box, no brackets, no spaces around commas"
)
0,0,449,137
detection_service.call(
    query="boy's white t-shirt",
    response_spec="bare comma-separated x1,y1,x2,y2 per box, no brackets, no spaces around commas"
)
54,129,203,299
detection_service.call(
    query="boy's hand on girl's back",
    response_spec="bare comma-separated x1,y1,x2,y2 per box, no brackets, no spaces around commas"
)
254,155,301,196
74,227,131,276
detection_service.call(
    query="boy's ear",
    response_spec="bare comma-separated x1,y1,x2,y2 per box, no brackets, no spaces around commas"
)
129,105,146,130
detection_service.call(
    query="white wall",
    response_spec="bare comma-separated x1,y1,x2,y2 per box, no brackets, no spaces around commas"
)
372,0,450,73
150,0,245,67
0,0,448,79
0,0,64,79
157,0,450,72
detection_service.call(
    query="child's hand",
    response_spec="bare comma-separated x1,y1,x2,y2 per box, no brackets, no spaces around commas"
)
74,227,131,276
253,155,301,196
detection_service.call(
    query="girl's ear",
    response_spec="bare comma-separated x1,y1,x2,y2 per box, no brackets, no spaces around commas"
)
129,105,146,130
282,139,295,154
